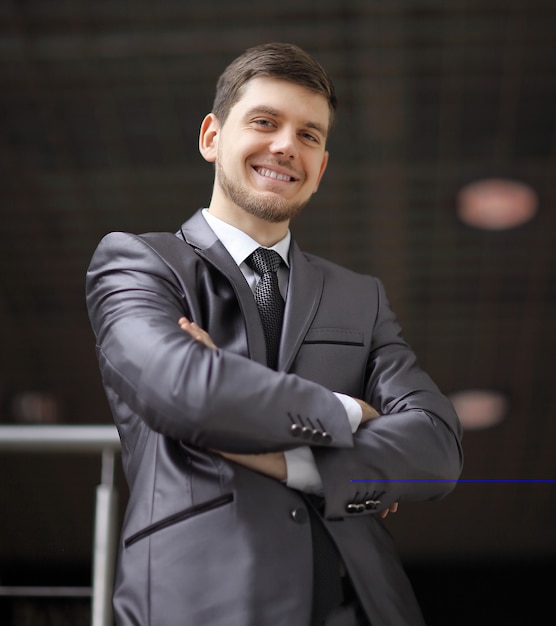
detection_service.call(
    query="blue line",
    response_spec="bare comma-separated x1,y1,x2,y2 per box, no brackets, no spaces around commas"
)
350,479,556,483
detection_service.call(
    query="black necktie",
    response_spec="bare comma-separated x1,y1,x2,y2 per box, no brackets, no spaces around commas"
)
246,247,284,369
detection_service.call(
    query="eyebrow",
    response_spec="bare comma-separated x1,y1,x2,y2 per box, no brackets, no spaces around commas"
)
244,105,328,138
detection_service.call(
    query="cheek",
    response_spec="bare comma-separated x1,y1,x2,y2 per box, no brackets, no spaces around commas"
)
312,153,328,186
308,159,325,185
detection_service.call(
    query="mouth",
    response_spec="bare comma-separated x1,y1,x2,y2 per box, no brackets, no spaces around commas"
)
253,166,298,183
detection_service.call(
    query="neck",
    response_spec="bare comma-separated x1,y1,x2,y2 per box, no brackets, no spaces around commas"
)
207,204,289,248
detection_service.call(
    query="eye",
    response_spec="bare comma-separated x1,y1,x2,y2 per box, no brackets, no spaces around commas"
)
300,131,320,145
253,118,274,128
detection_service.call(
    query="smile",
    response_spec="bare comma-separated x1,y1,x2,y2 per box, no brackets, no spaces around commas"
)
254,167,297,183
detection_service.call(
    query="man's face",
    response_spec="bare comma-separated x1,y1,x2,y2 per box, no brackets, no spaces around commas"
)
205,76,330,224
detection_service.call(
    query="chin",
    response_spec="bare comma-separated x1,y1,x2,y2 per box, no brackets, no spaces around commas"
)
244,195,308,223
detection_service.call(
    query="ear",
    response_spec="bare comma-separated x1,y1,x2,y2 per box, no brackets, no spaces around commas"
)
199,113,220,163
312,150,329,193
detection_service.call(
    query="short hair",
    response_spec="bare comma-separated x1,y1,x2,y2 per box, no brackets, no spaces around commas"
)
212,42,338,131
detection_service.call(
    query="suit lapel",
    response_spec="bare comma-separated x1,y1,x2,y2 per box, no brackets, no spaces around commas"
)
179,211,323,372
279,241,324,372
179,211,268,366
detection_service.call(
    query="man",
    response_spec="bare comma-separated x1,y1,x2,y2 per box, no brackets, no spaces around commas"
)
86,42,463,626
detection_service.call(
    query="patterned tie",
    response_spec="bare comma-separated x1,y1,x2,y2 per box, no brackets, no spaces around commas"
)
245,247,284,369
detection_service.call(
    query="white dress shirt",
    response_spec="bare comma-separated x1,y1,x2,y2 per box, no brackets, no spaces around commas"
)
202,209,361,494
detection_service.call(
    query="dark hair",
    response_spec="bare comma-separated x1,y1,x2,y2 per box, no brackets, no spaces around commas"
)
212,42,338,131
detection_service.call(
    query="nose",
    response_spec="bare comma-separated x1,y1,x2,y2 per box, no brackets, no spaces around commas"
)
269,127,298,159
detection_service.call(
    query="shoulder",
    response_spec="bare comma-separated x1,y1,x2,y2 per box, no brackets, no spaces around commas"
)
92,229,194,260
87,230,200,281
92,208,209,262
95,229,187,250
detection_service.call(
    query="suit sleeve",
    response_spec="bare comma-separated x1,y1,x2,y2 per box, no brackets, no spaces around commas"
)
86,231,354,453
313,278,464,519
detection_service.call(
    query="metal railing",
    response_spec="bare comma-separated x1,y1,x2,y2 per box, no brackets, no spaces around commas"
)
0,425,121,626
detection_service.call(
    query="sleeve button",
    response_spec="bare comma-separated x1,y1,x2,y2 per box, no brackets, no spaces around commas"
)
291,507,308,524
311,430,323,443
290,424,302,437
321,432,332,444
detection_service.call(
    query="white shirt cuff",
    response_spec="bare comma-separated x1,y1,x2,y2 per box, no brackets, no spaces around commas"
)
284,446,323,495
333,392,362,433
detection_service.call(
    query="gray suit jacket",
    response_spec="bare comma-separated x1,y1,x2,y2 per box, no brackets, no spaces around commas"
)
86,209,463,626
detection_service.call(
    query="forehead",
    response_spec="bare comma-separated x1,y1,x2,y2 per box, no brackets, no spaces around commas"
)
232,76,331,130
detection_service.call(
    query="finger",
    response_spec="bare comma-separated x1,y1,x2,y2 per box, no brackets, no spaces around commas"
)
191,324,217,349
379,502,399,519
179,319,202,341
178,317,191,329
178,318,217,349
205,334,217,349
179,318,199,337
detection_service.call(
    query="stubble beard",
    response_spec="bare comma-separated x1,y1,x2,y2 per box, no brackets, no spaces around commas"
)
215,158,309,224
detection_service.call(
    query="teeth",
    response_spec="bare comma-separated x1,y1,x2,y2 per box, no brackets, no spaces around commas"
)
257,167,293,182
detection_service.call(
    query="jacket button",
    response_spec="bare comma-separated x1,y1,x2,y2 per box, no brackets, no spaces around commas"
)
301,426,313,439
291,507,308,524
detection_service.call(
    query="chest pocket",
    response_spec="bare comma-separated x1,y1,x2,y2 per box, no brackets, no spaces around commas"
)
295,327,366,393
303,327,364,346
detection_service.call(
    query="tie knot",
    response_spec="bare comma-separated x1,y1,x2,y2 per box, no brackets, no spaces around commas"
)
246,247,282,276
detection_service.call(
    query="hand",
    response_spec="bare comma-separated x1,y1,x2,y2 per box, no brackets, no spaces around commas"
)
379,502,399,519
213,450,287,481
178,317,217,350
353,398,381,423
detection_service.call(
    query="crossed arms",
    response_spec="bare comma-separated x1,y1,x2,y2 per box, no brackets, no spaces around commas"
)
178,316,399,519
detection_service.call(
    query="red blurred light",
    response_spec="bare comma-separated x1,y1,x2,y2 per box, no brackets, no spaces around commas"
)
449,389,508,430
457,178,537,230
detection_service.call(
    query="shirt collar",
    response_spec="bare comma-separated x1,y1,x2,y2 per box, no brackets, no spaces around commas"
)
202,208,291,267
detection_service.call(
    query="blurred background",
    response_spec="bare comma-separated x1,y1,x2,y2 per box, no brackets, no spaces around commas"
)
1,0,555,624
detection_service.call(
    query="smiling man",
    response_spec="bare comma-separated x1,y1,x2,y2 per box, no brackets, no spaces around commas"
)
86,43,463,626
201,76,329,233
